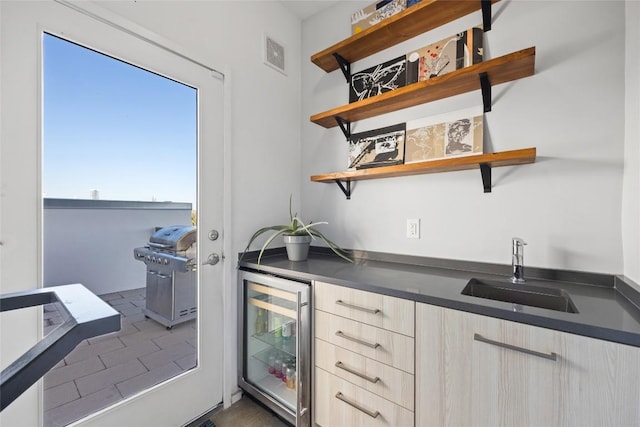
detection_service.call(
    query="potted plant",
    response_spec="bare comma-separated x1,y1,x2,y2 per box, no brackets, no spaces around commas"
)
240,196,352,265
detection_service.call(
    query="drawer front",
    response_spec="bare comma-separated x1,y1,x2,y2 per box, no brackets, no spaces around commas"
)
315,310,414,373
315,367,414,427
315,338,414,410
314,281,414,336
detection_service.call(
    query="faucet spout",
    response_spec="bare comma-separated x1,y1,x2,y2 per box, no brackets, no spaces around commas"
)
511,237,527,283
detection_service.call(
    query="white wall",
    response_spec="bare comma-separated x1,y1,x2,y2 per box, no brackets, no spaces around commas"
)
623,1,640,284
301,1,629,275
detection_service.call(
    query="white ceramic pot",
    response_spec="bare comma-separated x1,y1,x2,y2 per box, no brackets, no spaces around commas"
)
283,234,312,261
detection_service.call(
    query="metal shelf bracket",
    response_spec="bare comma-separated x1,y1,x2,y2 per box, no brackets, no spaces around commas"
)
480,163,492,193
481,0,492,32
335,116,351,140
332,53,351,83
480,72,492,112
334,179,352,199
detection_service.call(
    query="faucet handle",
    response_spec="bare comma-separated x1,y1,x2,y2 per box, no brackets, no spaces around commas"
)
512,237,527,256
512,237,527,246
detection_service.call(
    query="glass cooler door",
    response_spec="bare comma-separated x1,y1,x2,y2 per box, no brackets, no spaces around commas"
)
242,273,309,419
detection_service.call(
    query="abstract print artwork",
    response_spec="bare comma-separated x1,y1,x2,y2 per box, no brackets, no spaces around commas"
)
406,27,483,84
351,0,407,34
405,106,483,164
348,123,406,169
349,55,407,103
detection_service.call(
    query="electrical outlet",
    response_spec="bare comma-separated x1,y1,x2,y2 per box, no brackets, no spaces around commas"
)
406,218,420,239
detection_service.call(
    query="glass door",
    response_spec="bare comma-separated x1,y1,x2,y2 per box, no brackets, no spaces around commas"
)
246,281,298,410
0,2,224,426
239,271,310,426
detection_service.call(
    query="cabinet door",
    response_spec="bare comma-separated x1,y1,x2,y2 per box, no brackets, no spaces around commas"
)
416,303,640,427
315,338,414,410
315,368,414,427
315,310,414,373
314,281,414,336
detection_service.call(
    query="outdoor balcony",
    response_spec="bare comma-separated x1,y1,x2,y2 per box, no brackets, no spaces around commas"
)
41,198,197,427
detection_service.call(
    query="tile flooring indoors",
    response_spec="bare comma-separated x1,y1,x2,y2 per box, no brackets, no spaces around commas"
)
204,395,290,427
42,288,196,427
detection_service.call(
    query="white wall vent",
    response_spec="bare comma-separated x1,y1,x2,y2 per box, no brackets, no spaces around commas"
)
264,34,286,75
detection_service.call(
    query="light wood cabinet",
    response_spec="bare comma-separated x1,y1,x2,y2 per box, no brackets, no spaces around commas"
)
315,338,414,410
314,281,415,426
315,309,414,373
314,281,414,336
315,368,414,427
416,302,640,427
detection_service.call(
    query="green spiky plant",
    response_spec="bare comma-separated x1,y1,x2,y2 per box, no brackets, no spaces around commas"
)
239,195,352,265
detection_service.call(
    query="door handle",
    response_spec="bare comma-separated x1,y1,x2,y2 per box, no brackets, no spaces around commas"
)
474,333,557,361
203,253,221,266
335,392,380,418
335,330,380,349
335,361,380,383
335,299,381,315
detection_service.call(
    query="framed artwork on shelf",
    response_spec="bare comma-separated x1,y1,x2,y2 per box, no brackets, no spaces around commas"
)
351,0,407,35
405,106,484,164
406,26,483,83
349,55,407,103
348,123,406,169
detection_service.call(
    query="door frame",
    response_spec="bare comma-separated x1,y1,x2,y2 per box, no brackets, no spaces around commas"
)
0,1,235,425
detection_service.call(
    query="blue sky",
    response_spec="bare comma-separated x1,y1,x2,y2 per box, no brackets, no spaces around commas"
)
43,33,197,206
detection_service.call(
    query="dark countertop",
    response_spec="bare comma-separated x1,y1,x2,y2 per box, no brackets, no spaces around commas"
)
239,248,640,348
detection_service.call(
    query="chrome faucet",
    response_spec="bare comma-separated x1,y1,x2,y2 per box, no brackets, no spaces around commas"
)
511,237,527,283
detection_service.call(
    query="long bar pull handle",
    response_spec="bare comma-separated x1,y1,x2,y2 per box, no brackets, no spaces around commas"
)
335,392,380,418
474,333,557,361
335,331,380,349
335,361,380,384
335,299,381,315
296,292,309,423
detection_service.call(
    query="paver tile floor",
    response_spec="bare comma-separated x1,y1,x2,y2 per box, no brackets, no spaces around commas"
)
43,288,196,427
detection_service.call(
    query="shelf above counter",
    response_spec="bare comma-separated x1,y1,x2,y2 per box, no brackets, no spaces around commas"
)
310,147,536,198
310,47,536,129
311,0,501,73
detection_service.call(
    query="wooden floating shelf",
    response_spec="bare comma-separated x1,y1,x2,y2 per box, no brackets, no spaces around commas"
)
311,148,536,182
311,0,500,73
310,47,536,129
310,148,536,197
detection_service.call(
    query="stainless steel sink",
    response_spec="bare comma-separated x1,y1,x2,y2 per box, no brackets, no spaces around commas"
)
461,278,579,313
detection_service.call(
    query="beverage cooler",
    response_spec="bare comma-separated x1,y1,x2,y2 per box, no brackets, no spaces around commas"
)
238,269,311,426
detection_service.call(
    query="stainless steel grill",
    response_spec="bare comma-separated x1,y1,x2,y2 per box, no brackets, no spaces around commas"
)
134,225,197,329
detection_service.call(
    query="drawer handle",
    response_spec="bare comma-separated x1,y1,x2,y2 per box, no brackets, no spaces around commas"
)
335,392,380,419
335,299,381,315
335,361,380,384
335,330,380,349
474,333,557,361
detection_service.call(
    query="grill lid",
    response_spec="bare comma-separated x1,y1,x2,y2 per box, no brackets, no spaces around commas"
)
149,225,196,251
